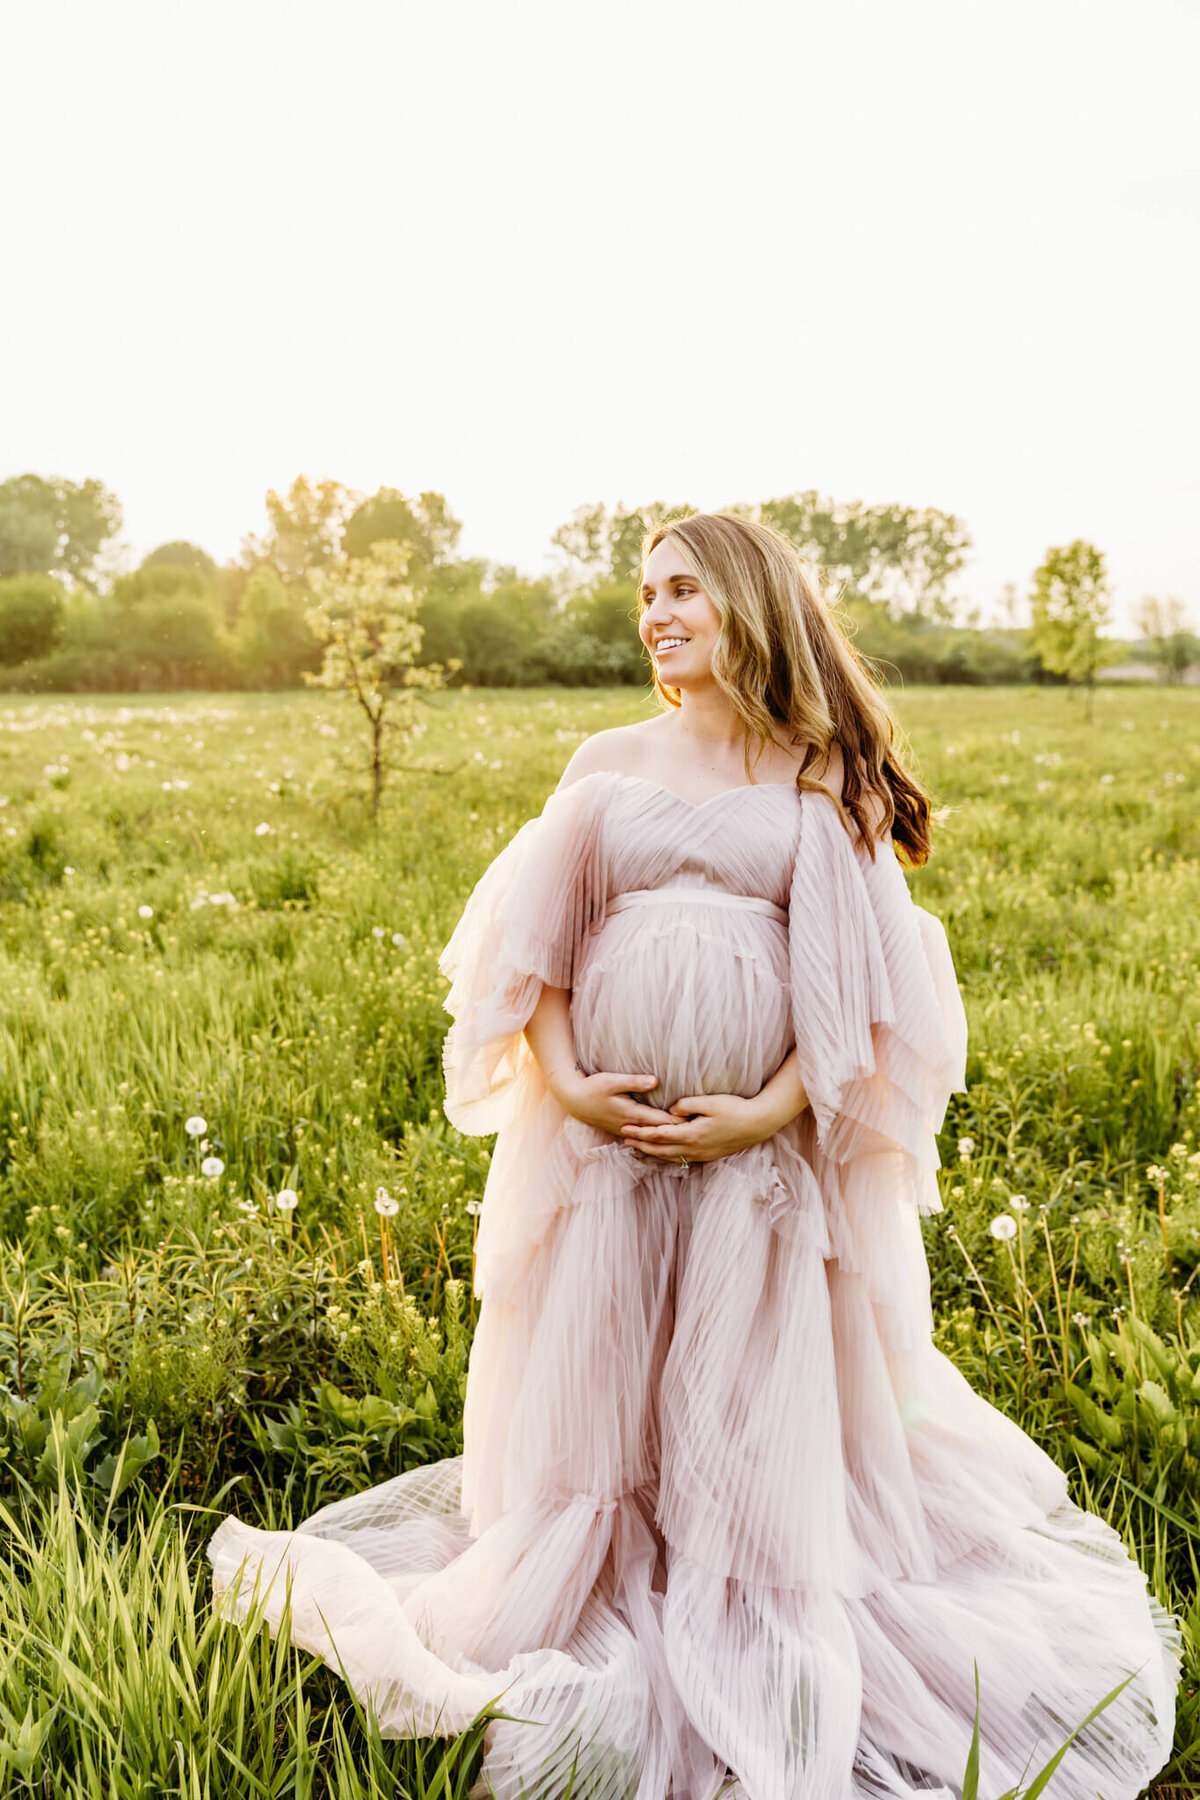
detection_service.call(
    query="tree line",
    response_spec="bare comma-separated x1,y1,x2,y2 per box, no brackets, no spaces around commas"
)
0,471,1194,692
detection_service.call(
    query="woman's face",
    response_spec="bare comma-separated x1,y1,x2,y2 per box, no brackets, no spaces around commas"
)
637,540,720,684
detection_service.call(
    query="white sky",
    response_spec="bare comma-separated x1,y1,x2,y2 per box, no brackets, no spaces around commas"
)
2,0,1198,635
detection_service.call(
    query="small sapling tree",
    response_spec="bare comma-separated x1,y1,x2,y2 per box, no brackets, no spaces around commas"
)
303,538,462,824
1029,540,1123,722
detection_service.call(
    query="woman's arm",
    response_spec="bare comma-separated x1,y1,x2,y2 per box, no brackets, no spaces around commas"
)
745,1046,810,1136
521,983,581,1103
522,984,678,1135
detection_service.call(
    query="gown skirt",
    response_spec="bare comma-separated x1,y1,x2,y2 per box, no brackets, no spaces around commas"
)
207,769,1183,1800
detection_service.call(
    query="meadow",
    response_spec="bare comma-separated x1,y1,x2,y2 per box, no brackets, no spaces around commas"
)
0,681,1197,1797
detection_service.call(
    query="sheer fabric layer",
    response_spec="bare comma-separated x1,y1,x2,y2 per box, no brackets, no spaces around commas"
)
207,770,1181,1800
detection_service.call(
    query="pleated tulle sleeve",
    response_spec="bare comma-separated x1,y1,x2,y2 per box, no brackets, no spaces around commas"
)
788,796,968,1214
436,774,608,1136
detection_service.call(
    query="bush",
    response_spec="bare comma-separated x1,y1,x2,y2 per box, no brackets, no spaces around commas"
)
2,589,236,691
0,573,66,664
229,567,324,689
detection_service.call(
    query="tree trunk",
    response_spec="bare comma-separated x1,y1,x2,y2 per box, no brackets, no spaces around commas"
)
371,713,384,825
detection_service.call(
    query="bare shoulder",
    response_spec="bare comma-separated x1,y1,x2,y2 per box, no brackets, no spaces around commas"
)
554,724,646,793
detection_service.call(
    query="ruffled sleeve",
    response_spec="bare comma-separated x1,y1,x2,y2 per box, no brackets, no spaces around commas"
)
787,795,968,1216
436,773,609,1136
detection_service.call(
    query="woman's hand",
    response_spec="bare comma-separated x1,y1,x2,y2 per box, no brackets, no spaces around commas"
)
619,1052,811,1164
556,1068,681,1137
619,1091,776,1163
525,990,679,1136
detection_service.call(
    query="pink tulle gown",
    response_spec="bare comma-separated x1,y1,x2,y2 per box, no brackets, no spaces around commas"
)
207,769,1182,1800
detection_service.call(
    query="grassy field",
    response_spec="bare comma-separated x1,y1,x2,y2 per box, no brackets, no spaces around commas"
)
0,682,1197,1796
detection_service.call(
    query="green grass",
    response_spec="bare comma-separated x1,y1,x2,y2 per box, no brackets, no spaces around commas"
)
0,681,1197,1795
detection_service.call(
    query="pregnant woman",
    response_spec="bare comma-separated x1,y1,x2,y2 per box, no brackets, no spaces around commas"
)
208,512,1181,1799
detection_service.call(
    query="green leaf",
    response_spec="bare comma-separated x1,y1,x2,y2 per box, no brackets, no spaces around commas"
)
1136,1379,1179,1431
960,1660,981,1799
1061,1380,1124,1450
92,1419,161,1499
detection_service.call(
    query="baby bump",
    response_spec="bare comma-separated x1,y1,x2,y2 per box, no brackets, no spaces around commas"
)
569,897,794,1114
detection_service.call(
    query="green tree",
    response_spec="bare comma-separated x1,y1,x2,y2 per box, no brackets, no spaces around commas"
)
140,541,219,581
117,592,229,688
94,562,229,687
760,491,972,621
111,565,216,610
1132,593,1197,685
341,489,463,594
303,541,462,823
407,564,554,681
0,475,122,586
240,476,357,587
230,566,323,688
549,493,971,623
1029,540,1123,721
550,501,696,593
564,580,641,647
0,574,66,665
559,581,649,682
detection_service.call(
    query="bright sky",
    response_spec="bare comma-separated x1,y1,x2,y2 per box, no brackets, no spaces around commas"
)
2,0,1198,635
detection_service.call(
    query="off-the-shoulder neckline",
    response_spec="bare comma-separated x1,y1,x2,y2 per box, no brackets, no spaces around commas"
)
588,769,808,811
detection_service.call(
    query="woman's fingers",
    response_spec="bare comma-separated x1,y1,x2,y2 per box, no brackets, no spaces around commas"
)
621,1106,677,1125
622,1120,695,1141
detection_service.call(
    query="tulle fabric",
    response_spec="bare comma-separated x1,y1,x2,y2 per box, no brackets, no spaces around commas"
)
207,770,1182,1799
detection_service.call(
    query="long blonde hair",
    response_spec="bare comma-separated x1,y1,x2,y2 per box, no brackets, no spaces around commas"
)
639,511,934,866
